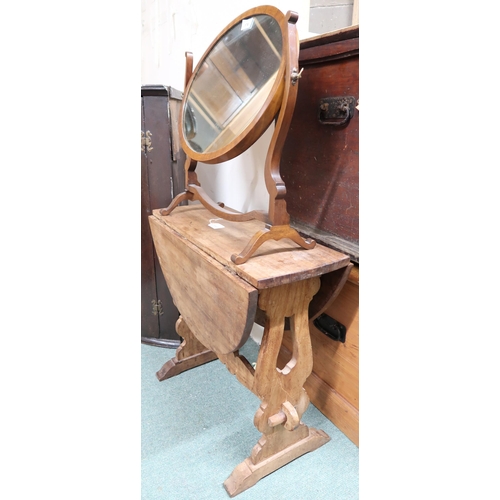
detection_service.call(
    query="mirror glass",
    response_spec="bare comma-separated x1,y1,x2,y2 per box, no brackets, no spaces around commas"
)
183,14,283,154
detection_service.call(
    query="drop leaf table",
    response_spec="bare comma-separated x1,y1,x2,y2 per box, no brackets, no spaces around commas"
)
149,204,351,496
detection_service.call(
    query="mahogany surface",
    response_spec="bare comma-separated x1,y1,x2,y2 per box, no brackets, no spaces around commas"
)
281,25,359,262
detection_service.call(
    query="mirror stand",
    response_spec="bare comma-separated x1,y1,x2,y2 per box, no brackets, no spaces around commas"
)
160,11,315,265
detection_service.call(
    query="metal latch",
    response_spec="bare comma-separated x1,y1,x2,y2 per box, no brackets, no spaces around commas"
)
318,96,356,127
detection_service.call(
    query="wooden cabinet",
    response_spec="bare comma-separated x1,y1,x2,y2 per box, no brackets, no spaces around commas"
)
281,26,359,445
141,85,186,347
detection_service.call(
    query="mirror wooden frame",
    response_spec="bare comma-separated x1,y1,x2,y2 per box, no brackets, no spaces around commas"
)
160,6,316,264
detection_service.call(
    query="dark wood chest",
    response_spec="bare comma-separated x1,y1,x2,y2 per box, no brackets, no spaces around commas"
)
282,26,359,263
141,85,186,347
281,26,359,445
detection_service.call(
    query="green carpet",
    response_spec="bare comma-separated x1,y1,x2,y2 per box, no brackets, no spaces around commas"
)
142,339,358,499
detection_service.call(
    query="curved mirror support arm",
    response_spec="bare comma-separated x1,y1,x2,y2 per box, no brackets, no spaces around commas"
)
185,156,199,187
265,11,299,226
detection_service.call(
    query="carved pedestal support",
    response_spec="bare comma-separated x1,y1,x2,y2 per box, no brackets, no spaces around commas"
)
156,317,217,381
224,277,330,497
224,426,329,497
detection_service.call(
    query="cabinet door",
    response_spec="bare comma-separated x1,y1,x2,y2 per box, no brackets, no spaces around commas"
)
141,87,183,347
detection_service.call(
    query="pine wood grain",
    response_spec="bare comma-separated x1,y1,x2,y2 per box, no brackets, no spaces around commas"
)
156,317,217,381
149,216,258,354
151,205,350,289
304,369,359,446
252,278,321,437
278,342,359,446
224,427,330,497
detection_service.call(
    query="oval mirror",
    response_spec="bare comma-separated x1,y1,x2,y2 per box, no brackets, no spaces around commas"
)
180,7,287,164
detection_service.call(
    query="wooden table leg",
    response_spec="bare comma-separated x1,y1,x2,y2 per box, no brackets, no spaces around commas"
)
224,277,330,497
156,316,217,381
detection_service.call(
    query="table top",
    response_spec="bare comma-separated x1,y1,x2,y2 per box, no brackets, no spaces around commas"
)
151,204,350,290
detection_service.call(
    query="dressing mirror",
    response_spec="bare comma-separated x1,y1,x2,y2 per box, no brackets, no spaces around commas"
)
160,6,315,264
184,14,282,159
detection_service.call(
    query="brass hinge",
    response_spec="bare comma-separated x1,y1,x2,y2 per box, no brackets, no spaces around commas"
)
151,299,164,316
141,130,153,153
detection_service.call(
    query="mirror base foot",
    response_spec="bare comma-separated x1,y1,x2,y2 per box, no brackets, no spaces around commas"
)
231,225,316,265
159,191,193,216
